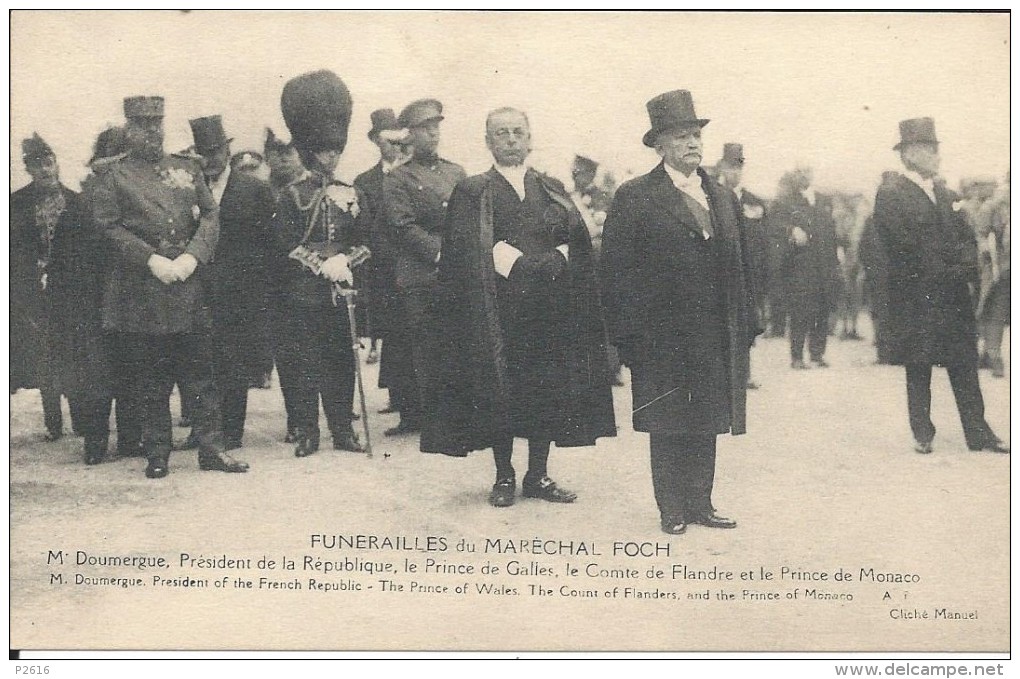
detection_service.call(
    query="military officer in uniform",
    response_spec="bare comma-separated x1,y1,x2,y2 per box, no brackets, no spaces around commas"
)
272,69,366,457
601,90,758,535
89,95,249,478
383,98,466,436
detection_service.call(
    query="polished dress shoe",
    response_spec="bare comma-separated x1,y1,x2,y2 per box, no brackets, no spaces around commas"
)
791,359,809,370
688,510,737,529
145,457,169,479
384,420,420,436
294,431,321,458
333,430,366,453
970,438,1010,454
174,430,199,451
522,476,577,503
488,478,516,508
913,439,934,455
660,518,687,535
199,451,250,472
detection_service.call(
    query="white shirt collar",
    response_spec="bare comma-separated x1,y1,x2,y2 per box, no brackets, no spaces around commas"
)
662,162,710,211
209,164,231,205
903,169,937,203
494,163,528,201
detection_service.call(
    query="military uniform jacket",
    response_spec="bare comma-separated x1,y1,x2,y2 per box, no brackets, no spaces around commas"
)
90,153,219,334
271,170,365,309
384,156,466,289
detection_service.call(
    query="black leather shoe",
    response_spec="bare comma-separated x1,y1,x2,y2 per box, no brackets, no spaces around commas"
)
970,438,1010,454
199,451,250,472
660,518,687,535
689,510,737,529
174,430,199,451
488,478,516,508
522,476,577,503
294,431,321,458
384,420,420,436
145,457,169,479
333,430,366,453
913,439,933,454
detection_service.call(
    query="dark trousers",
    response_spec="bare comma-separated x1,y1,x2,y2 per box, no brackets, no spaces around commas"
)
110,332,223,459
905,363,993,449
398,287,439,424
73,392,114,452
789,290,830,361
648,431,717,522
274,305,355,440
110,343,143,453
219,377,249,446
41,387,63,437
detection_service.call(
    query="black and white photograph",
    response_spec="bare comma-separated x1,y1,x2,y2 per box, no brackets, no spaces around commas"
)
8,10,1011,663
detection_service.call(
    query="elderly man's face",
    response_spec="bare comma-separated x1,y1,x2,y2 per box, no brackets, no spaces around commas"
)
26,155,60,190
656,125,703,175
486,109,531,167
409,119,441,157
901,143,940,178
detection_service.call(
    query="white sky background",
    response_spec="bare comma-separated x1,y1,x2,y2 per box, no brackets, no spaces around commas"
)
10,10,1010,198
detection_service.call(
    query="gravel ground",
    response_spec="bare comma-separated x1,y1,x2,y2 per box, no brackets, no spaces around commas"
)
9,322,1010,652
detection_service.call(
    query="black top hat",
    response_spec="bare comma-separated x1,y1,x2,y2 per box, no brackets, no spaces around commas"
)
281,70,353,154
189,115,233,155
123,96,164,119
368,108,402,139
642,90,709,148
894,117,939,151
398,99,444,128
718,143,744,167
573,154,599,174
21,132,54,165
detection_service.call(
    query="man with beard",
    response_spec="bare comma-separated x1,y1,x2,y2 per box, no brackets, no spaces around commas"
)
89,95,249,478
383,99,466,436
601,90,758,535
423,107,616,507
190,115,276,451
11,133,81,441
873,117,1008,455
353,109,411,410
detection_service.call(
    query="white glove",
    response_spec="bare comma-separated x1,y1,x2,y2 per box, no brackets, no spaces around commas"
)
493,241,524,279
791,226,809,246
320,253,353,286
173,253,198,282
148,254,179,285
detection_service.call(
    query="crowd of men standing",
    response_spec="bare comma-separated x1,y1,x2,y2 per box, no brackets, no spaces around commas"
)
10,69,1010,534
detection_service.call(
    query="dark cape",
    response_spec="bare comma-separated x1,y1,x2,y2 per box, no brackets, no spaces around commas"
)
421,168,617,456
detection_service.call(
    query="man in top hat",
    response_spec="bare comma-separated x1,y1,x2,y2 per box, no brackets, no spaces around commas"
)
11,133,82,442
89,95,249,478
872,117,1008,455
272,69,366,457
189,115,277,451
383,98,466,436
354,109,411,410
716,143,769,388
771,165,839,369
422,106,616,507
601,90,758,535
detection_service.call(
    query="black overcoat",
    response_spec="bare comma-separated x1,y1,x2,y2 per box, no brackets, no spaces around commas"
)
353,162,400,338
872,172,979,366
421,168,616,456
600,164,758,436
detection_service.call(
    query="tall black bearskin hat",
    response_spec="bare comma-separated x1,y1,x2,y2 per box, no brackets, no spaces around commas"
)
22,132,55,166
281,70,353,154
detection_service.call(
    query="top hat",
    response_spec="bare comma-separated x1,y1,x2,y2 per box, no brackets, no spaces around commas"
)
21,132,54,165
718,143,744,168
573,154,599,174
398,98,444,128
281,70,353,154
123,96,164,119
642,90,709,148
368,108,401,138
189,115,233,155
894,117,939,150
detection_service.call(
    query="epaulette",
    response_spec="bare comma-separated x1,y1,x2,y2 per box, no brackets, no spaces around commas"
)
90,153,128,172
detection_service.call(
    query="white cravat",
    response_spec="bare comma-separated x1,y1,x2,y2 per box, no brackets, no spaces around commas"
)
208,164,230,206
903,169,937,204
494,163,528,201
662,162,710,212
